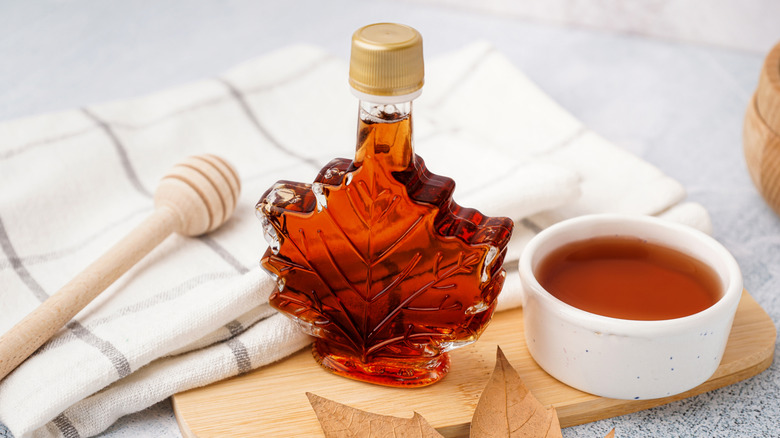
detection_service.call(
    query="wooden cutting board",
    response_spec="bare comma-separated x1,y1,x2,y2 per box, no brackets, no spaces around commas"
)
172,290,775,437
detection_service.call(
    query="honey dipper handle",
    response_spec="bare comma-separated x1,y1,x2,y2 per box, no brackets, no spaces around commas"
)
0,206,180,382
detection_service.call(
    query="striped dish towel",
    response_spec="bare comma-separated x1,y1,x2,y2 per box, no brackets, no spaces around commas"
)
0,42,710,438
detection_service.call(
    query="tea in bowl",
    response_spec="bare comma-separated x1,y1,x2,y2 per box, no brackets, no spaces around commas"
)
518,214,743,400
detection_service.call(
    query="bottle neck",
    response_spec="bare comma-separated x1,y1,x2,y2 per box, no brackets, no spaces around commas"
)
354,99,414,171
359,100,411,122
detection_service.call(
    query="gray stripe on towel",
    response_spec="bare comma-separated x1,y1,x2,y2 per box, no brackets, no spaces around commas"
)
81,108,151,197
0,206,151,271
2,55,335,163
52,413,80,438
0,215,49,302
67,321,132,378
226,320,245,337
199,236,250,274
33,271,238,357
217,78,321,170
85,271,238,328
520,218,543,234
0,126,95,161
227,338,252,374
83,110,250,278
225,320,252,374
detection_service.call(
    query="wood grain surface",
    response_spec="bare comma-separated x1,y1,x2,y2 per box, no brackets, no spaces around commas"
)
172,290,775,437
756,42,780,134
744,93,780,216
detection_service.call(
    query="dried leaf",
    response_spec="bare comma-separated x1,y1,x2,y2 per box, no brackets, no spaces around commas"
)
470,347,563,438
307,392,444,438
604,428,616,438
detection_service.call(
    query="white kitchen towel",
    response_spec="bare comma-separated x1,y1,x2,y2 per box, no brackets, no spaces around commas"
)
0,42,709,438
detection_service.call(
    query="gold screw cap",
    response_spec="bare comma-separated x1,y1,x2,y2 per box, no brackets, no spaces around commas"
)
349,23,424,97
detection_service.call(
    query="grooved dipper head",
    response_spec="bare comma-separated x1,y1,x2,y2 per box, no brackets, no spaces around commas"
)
154,154,241,236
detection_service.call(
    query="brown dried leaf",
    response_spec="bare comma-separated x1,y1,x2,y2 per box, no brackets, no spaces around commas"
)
307,392,444,438
470,347,563,438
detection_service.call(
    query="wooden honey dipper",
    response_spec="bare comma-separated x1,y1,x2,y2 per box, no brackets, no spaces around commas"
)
0,154,241,381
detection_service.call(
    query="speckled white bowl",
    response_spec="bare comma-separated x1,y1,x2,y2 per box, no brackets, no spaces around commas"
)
518,214,743,400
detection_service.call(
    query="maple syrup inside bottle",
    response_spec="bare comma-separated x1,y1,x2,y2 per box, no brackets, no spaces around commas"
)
260,99,512,386
257,23,513,387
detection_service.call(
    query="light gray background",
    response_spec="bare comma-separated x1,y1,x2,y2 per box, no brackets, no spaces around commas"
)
1,1,778,437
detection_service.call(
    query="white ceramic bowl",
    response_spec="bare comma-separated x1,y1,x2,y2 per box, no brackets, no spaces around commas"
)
518,214,743,400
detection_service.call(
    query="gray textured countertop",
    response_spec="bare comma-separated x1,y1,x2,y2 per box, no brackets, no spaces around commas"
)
1,1,778,437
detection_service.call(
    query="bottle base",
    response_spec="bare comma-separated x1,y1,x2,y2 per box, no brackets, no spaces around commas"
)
312,340,451,387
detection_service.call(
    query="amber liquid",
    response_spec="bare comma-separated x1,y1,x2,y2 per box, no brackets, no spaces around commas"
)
536,236,721,320
258,108,513,386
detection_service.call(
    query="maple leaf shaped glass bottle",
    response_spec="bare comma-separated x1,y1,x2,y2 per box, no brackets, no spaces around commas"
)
257,23,514,386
